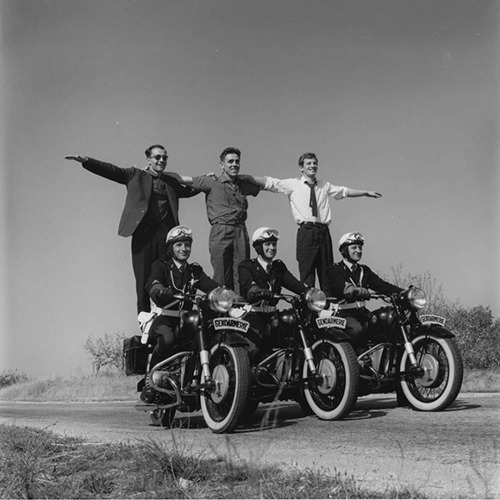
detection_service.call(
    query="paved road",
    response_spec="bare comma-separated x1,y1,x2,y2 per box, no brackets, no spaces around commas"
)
1,394,498,498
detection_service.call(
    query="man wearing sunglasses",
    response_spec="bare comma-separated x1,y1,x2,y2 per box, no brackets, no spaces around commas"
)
65,145,198,314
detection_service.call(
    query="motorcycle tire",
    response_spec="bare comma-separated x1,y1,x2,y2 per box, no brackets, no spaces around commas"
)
150,408,176,428
399,335,463,411
200,343,251,434
302,339,360,420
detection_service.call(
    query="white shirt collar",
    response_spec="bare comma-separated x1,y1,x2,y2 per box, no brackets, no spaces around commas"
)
257,256,272,271
172,259,187,270
343,259,358,271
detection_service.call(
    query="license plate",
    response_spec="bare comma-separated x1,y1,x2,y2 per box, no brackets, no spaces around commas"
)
316,316,347,329
213,318,250,333
420,314,446,327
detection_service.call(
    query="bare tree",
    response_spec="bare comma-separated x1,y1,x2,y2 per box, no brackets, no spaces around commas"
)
84,332,125,375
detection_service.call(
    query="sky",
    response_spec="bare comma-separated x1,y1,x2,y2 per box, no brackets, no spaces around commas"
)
1,0,498,377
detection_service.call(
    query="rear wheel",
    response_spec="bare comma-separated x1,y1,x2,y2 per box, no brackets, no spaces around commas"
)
303,340,359,420
400,335,463,411
200,343,251,433
150,408,176,427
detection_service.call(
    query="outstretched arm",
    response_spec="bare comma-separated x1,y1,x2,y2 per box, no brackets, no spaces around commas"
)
65,155,89,163
237,174,267,187
346,188,382,199
162,171,194,186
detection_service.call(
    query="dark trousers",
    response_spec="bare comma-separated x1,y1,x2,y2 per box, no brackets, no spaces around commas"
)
338,309,370,348
148,316,179,368
131,222,171,313
209,223,250,293
296,223,333,289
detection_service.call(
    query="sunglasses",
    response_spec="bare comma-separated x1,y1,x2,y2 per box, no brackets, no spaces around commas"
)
150,154,168,161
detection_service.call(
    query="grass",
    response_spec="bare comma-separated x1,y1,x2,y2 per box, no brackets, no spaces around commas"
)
0,368,497,403
0,370,497,499
0,423,424,499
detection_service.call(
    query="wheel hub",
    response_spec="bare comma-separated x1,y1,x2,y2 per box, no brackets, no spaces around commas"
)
415,353,441,388
210,364,230,404
316,358,338,395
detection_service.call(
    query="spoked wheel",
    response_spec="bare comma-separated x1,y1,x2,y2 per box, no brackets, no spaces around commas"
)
303,340,359,420
200,343,251,433
150,407,176,428
400,335,463,411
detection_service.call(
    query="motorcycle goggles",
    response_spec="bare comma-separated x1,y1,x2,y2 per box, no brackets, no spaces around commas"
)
254,228,280,243
166,225,193,244
339,231,365,250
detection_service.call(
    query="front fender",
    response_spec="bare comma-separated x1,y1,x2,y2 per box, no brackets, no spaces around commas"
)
212,330,251,348
415,323,455,339
319,327,352,343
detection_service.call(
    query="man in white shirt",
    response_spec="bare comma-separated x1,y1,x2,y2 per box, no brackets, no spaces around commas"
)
240,152,381,289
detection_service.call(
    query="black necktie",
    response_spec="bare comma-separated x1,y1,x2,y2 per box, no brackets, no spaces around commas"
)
306,181,318,217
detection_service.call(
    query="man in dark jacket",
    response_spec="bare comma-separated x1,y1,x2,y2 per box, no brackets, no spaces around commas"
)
139,225,219,403
65,145,198,313
238,227,308,358
326,231,403,346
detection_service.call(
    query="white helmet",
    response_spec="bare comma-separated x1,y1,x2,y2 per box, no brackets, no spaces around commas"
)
252,227,280,246
338,232,364,251
166,225,193,245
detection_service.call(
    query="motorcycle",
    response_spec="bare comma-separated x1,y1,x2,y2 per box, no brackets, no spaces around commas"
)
238,288,360,421
130,287,252,433
334,286,463,411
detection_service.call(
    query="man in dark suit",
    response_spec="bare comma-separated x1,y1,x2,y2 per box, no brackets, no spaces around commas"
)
238,227,308,358
325,231,403,346
65,145,198,313
141,225,219,403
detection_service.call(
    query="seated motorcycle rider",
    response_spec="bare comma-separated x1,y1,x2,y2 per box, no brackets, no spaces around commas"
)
140,225,219,403
238,227,308,359
325,231,403,348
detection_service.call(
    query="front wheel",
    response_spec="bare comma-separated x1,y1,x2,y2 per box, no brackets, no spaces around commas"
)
200,343,251,433
302,340,359,420
400,335,463,411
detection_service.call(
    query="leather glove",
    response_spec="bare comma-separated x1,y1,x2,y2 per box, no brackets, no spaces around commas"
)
354,287,371,300
154,286,175,306
256,289,273,301
345,287,370,300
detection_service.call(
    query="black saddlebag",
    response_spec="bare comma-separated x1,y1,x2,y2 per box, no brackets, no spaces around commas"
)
123,336,149,376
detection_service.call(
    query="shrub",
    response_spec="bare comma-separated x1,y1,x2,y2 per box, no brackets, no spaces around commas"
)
84,332,125,375
0,370,29,389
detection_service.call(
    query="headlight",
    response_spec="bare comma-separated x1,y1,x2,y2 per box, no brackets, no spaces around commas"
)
407,287,427,310
305,288,327,312
207,287,237,313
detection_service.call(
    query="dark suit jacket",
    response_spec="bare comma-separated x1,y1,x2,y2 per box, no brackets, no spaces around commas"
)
146,259,219,309
238,258,306,304
334,261,403,298
83,158,197,237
